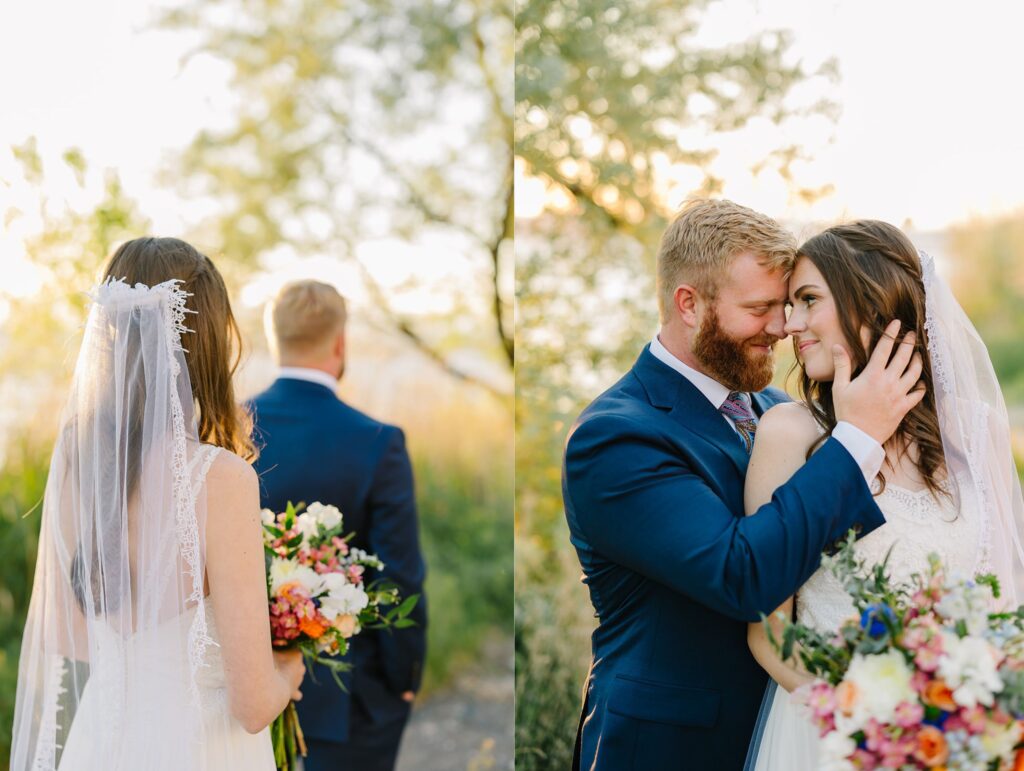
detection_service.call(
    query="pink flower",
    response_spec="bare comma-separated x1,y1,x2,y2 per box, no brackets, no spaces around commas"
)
806,683,836,718
960,705,987,734
812,712,835,736
910,670,930,694
879,751,909,769
943,713,967,733
914,646,942,673
911,590,931,610
893,701,924,728
901,627,927,650
863,719,885,752
991,706,1013,725
851,748,879,770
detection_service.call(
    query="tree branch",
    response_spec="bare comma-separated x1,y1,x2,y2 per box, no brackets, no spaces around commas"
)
352,256,510,399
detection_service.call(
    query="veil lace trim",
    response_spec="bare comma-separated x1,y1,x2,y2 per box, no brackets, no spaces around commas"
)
29,658,66,771
95,277,213,699
921,251,995,576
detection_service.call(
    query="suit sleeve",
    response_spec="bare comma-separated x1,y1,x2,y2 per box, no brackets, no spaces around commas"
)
366,426,427,694
563,413,885,623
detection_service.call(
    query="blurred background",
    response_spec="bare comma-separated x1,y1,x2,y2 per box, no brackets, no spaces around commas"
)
0,1,512,769
514,1,1024,768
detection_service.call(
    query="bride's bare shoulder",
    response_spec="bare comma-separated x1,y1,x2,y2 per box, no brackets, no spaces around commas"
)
204,448,258,504
755,401,822,451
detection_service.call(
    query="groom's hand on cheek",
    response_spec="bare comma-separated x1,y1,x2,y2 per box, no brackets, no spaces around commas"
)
832,318,926,445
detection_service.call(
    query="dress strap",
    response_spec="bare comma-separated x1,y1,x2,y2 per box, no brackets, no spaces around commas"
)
189,445,222,506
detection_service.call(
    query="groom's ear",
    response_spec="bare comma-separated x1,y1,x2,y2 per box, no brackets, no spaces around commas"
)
674,284,700,328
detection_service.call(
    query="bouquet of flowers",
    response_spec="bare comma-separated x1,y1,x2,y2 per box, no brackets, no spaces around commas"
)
262,501,419,771
768,532,1024,770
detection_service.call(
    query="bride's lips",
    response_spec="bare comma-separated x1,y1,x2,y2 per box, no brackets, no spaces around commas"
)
797,340,818,354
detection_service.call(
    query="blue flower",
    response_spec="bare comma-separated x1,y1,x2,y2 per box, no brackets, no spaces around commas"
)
860,603,895,638
923,711,949,729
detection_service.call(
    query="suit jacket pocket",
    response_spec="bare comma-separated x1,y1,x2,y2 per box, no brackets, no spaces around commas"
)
607,674,720,728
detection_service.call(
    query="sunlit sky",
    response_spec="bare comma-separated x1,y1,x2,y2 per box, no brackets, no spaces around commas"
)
4,0,1024,307
0,0,484,316
517,0,1024,232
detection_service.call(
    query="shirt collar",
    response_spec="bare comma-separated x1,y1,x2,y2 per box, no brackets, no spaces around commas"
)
277,366,339,394
649,334,736,410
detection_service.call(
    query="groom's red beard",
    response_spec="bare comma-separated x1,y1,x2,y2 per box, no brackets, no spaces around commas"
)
693,305,779,392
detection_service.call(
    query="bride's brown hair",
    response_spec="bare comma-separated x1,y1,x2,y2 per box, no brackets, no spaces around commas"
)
102,237,257,461
794,220,945,498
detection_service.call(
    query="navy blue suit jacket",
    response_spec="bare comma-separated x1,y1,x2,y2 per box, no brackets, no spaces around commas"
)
562,347,885,770
248,377,427,743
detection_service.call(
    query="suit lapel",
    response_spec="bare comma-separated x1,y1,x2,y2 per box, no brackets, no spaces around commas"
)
632,347,750,478
750,390,776,419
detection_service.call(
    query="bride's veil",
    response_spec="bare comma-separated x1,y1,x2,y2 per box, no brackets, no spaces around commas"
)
921,250,1024,605
10,278,216,770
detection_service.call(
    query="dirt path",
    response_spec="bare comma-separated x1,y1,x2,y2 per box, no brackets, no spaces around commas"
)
396,635,513,771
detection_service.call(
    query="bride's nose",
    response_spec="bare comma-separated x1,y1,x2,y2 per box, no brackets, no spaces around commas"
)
784,306,805,336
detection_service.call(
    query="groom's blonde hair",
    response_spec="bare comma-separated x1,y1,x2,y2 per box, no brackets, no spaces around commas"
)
269,280,348,357
656,198,796,321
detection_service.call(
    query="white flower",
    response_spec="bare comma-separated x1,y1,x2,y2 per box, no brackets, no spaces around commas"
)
841,650,916,730
319,583,369,621
308,502,342,531
937,632,1004,708
937,581,994,636
294,512,320,545
261,509,277,527
349,547,384,569
269,557,323,595
319,571,349,593
819,731,856,768
982,721,1022,758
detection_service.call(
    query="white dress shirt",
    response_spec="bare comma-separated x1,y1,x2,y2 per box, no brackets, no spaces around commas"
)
650,335,885,484
277,366,340,394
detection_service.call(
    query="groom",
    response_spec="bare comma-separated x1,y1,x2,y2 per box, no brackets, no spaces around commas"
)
249,281,427,771
563,199,924,770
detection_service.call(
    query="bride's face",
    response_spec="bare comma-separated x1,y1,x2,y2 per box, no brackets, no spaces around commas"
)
784,257,856,382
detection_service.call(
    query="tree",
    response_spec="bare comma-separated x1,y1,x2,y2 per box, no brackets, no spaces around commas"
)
0,139,152,393
160,0,513,392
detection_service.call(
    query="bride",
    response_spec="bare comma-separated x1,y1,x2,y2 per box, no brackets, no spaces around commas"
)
10,238,306,770
744,220,1024,769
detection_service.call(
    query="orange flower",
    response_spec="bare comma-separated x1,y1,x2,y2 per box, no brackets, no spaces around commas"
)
921,679,957,712
298,616,328,639
1014,747,1024,771
914,725,949,767
834,680,860,715
333,613,358,639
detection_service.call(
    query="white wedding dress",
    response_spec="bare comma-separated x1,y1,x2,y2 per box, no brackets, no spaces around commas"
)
11,278,282,771
55,445,276,771
749,474,983,770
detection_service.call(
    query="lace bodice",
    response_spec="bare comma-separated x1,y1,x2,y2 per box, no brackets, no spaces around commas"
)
795,477,982,633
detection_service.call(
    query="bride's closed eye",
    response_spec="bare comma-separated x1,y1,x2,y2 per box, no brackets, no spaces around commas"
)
795,293,818,308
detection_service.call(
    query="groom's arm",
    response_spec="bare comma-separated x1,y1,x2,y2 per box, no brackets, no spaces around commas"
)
563,413,884,623
366,426,427,696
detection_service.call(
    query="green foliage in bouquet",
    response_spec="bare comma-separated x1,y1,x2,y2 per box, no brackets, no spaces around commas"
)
764,532,1013,686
